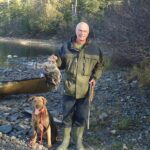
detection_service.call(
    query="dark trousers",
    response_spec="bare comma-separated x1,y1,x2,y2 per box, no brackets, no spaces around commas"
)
62,95,89,127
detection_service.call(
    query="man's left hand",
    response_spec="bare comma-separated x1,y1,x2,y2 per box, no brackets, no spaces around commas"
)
89,79,96,88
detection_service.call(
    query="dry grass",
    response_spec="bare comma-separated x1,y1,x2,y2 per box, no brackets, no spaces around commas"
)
103,56,112,71
129,60,150,87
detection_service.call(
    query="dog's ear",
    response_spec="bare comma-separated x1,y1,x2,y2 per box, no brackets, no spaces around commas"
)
28,96,36,102
41,96,47,105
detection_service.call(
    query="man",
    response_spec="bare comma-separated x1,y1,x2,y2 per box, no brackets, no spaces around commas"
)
50,22,103,150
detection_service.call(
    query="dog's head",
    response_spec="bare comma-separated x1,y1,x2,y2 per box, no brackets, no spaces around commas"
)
28,96,47,115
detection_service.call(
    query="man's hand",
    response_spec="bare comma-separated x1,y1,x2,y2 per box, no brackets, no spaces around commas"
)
89,79,96,88
89,79,95,102
48,55,58,64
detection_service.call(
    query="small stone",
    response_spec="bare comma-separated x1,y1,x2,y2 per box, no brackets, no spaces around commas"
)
3,113,10,117
130,80,138,88
23,118,30,125
123,143,128,150
110,129,117,135
50,110,58,116
126,96,130,100
24,108,32,115
22,103,29,107
0,124,13,134
7,55,12,58
118,79,123,82
38,144,44,150
0,132,2,138
11,136,16,141
120,98,124,102
105,78,111,81
99,112,108,121
8,113,19,121
13,55,18,58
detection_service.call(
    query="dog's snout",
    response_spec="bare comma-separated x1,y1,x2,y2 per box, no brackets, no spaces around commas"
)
35,104,41,109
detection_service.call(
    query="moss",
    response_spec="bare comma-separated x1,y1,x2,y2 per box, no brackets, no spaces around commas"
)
116,117,132,130
129,59,150,87
103,56,112,71
85,134,102,146
111,141,122,150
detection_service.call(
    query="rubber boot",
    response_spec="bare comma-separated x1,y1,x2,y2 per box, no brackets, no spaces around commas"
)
76,126,85,150
57,127,71,150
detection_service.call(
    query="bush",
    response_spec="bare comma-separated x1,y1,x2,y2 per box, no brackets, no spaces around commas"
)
103,56,112,70
129,60,150,87
111,46,145,67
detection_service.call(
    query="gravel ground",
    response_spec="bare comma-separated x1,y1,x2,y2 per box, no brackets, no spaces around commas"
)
0,56,150,150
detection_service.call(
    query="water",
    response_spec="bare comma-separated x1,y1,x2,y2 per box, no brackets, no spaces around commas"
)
0,42,55,68
0,41,58,81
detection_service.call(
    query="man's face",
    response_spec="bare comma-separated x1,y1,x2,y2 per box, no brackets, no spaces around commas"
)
76,23,89,43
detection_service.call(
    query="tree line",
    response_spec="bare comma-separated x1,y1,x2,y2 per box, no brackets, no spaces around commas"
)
0,0,120,37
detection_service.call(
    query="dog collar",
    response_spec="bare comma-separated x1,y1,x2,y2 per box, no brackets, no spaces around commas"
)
39,107,45,113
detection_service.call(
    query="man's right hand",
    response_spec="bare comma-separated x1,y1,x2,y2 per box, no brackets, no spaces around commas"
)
48,55,58,64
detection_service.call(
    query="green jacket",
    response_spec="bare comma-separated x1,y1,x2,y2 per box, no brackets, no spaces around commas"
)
57,37,104,99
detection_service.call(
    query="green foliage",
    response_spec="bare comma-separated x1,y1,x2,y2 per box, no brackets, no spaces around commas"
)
103,56,112,71
0,0,123,36
32,2,62,34
129,60,150,87
78,0,101,14
114,116,142,134
111,141,123,150
0,0,63,35
85,132,102,146
116,117,132,130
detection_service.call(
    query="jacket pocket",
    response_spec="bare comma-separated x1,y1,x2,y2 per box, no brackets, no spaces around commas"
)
66,54,77,75
83,55,98,76
64,79,75,96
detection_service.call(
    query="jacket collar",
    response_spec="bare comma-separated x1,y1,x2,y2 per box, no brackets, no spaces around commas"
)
68,35,90,52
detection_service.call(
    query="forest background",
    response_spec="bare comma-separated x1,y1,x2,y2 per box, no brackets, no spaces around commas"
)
0,0,150,87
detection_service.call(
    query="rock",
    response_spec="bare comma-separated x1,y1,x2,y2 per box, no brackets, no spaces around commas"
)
120,97,124,102
129,80,138,88
49,110,58,116
123,143,129,150
118,79,123,82
8,113,19,121
7,55,12,58
126,96,131,100
0,132,2,138
11,136,16,141
110,129,117,135
53,117,62,124
0,57,149,150
24,108,32,115
13,55,18,58
3,112,10,117
23,118,30,125
22,103,30,107
99,112,108,121
0,124,13,134
105,78,111,81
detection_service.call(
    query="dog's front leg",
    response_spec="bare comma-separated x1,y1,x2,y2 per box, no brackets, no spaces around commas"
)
30,130,37,145
47,125,52,148
39,124,44,144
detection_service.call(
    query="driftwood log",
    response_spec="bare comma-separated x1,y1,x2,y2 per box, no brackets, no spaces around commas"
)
0,77,54,97
0,59,61,97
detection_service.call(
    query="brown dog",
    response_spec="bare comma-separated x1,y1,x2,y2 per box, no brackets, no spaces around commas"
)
28,96,57,148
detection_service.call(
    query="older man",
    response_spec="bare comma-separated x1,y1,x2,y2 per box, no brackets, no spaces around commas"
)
50,22,103,150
